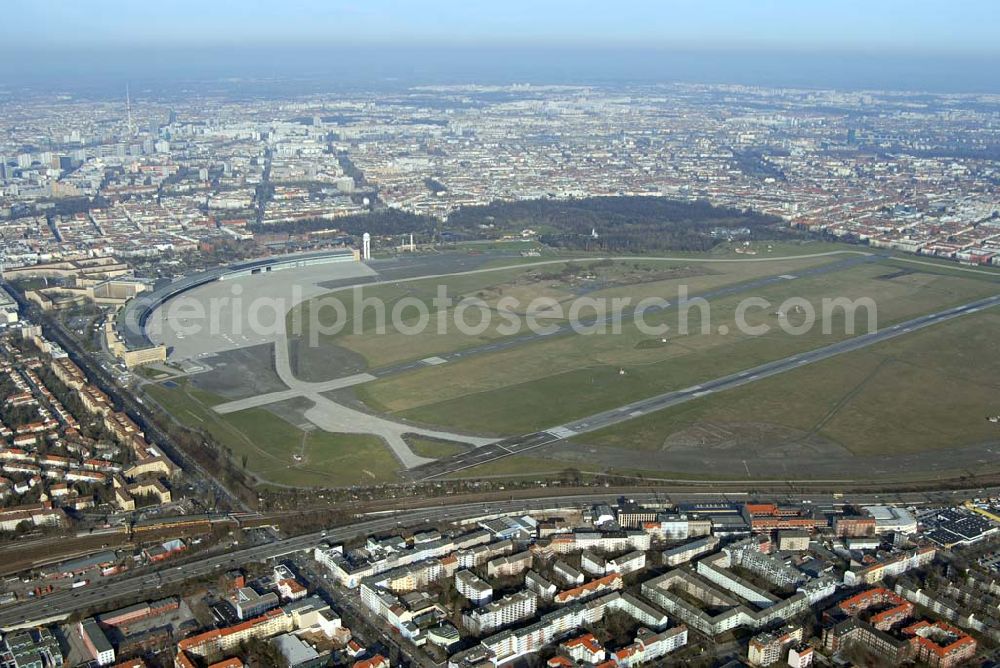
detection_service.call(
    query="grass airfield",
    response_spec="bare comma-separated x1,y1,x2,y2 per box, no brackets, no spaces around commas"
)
453,308,1000,481
144,380,400,487
147,242,1000,486
357,258,999,440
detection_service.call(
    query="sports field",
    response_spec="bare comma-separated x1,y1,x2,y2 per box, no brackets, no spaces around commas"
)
358,259,999,435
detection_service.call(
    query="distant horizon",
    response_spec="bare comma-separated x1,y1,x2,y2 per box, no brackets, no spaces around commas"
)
5,0,999,54
1,44,998,97
5,0,1000,96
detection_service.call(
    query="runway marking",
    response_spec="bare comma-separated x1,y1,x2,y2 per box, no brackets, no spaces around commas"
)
421,294,1000,479
421,356,448,366
779,274,797,280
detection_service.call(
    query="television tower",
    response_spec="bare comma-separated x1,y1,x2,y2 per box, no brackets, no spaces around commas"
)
125,84,136,138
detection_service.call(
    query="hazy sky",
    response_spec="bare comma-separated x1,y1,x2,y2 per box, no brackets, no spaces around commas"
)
5,0,998,54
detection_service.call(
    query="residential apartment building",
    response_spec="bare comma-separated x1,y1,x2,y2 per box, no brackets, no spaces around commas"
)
455,570,493,606
462,591,538,636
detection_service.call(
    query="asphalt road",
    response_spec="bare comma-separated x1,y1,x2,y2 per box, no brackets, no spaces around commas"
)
410,293,1000,480
1,487,992,631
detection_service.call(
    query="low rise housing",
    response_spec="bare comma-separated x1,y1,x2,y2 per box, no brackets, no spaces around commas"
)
450,591,670,667
525,570,557,602
554,573,623,606
79,617,115,666
843,546,936,586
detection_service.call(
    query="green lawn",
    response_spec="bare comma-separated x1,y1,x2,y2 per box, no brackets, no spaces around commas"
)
358,260,999,434
576,309,1000,456
443,457,735,482
405,436,470,459
287,250,846,368
256,430,400,488
143,381,401,487
287,262,571,367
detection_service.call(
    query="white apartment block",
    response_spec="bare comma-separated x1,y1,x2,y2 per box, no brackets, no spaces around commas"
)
462,591,538,636
455,570,493,605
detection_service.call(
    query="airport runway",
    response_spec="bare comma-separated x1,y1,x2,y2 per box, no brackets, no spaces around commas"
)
203,251,880,468
211,252,877,414
367,254,877,377
410,293,1000,480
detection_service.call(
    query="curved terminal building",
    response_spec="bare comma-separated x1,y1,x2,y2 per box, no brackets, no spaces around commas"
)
115,249,359,358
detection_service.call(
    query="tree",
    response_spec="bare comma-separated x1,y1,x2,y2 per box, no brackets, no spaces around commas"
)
560,468,582,485
239,637,288,668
